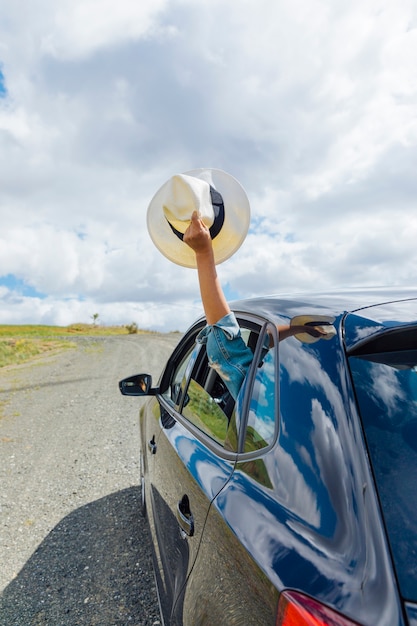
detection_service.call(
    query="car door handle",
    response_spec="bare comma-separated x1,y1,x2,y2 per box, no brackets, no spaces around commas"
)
148,435,157,454
177,494,194,537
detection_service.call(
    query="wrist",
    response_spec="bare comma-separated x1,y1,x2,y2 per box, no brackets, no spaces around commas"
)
194,246,215,261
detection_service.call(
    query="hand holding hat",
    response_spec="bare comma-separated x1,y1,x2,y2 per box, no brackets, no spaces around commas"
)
183,211,213,255
147,168,251,268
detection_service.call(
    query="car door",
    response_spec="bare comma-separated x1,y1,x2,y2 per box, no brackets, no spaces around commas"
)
179,320,281,625
142,319,260,625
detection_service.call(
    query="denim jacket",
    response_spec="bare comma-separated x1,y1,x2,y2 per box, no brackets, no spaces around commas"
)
196,312,254,400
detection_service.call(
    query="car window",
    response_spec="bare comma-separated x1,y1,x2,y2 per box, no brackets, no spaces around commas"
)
349,346,417,601
182,377,230,445
182,345,236,445
244,323,277,452
161,341,200,406
181,321,261,447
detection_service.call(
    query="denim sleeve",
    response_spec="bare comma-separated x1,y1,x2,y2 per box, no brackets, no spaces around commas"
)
196,312,254,400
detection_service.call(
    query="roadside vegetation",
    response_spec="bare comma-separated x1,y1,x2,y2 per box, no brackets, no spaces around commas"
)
0,323,150,368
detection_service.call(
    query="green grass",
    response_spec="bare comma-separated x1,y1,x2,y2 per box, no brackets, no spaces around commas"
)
0,323,145,338
0,323,152,368
182,379,229,444
0,337,74,368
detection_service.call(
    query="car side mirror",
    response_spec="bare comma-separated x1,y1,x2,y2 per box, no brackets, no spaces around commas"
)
119,373,157,396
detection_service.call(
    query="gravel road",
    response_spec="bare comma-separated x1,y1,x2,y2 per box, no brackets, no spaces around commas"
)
0,333,181,626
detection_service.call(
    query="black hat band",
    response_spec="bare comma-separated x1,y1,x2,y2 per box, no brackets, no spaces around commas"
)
166,185,225,242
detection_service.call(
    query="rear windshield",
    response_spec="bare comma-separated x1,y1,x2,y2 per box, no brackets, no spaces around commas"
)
349,344,417,601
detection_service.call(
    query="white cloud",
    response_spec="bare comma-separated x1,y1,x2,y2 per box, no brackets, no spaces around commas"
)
0,0,416,331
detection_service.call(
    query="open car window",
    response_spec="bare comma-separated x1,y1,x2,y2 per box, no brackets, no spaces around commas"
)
183,327,256,446
160,325,204,406
161,343,199,406
182,376,230,445
163,319,263,448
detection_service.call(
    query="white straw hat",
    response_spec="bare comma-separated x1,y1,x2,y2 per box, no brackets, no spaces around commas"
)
146,168,251,268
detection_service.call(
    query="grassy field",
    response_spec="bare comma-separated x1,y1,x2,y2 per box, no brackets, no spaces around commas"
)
0,324,149,369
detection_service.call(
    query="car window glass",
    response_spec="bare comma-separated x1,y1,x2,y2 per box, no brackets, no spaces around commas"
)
161,342,199,405
349,351,417,600
244,324,277,452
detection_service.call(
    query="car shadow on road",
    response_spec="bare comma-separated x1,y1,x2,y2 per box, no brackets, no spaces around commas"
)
0,486,161,625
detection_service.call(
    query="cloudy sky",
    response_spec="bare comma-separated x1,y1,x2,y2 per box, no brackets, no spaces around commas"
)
1,0,416,332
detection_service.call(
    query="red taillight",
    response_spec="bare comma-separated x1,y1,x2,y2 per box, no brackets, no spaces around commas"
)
277,590,360,626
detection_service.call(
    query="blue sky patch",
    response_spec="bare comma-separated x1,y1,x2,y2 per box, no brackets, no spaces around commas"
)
0,69,6,97
224,283,242,302
0,274,46,299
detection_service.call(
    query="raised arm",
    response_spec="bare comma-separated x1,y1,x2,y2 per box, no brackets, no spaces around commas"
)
183,211,230,325
183,211,330,343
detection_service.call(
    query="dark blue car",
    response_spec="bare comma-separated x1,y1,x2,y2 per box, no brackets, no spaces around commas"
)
120,289,417,626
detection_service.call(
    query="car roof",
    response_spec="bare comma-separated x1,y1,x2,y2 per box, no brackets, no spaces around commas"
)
231,287,416,322
230,287,417,352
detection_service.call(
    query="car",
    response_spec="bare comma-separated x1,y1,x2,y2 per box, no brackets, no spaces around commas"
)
119,288,417,626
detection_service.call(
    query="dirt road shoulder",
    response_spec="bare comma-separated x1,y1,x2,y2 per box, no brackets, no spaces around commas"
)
0,333,180,625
